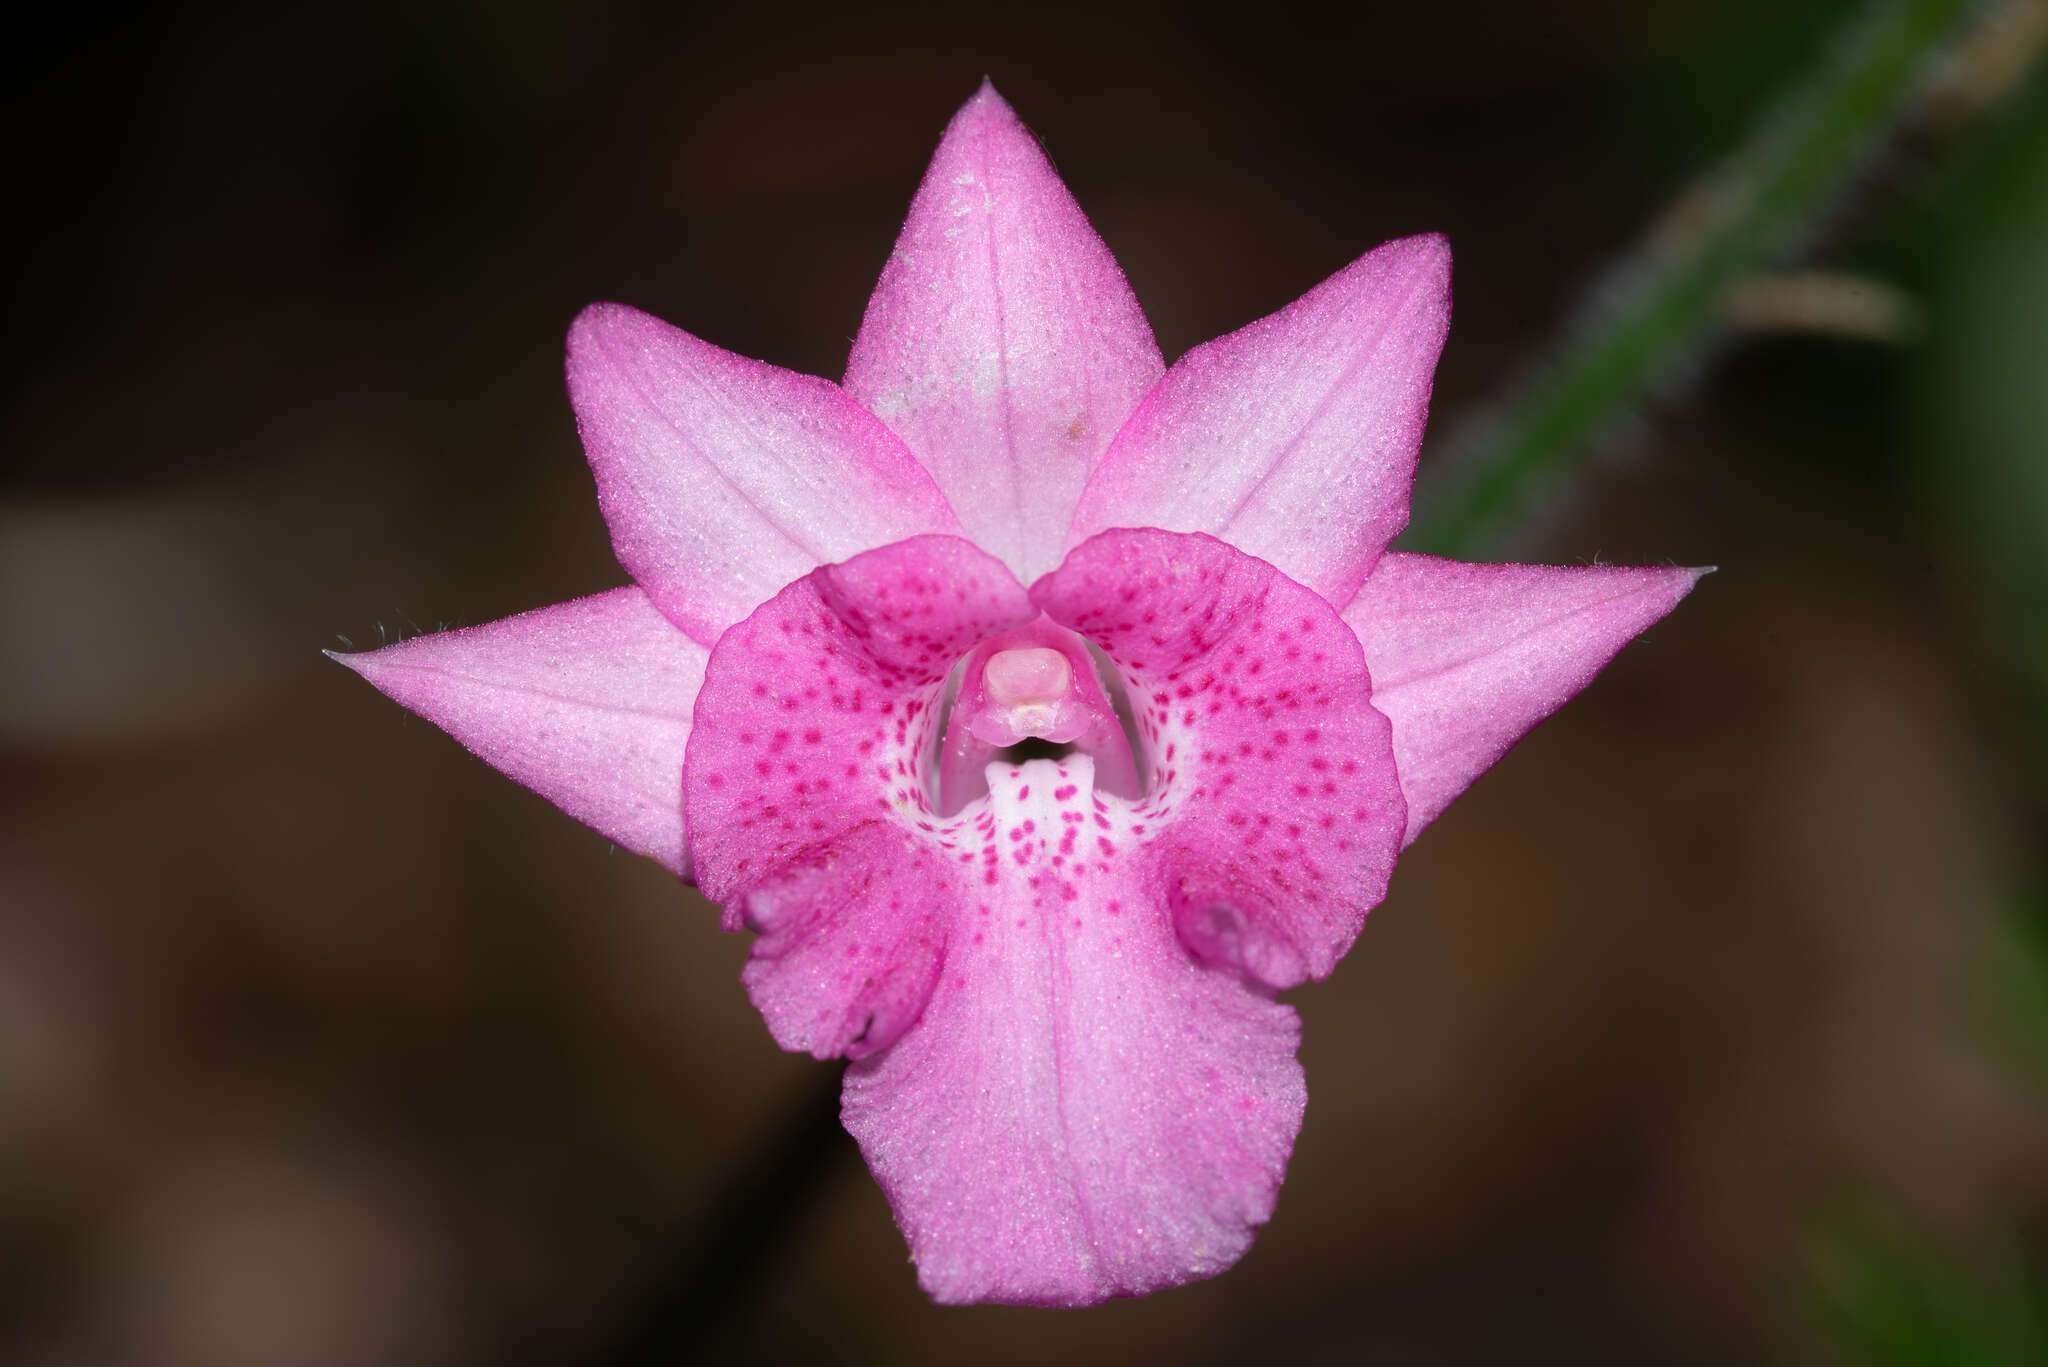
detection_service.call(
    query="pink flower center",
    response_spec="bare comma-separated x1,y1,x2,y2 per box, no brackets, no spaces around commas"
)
937,618,1143,815
974,647,1073,738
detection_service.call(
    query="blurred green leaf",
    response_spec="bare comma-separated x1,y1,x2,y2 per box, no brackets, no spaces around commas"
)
1408,0,1973,556
1982,887,2048,1085
1911,76,2048,742
1804,1209,2048,1366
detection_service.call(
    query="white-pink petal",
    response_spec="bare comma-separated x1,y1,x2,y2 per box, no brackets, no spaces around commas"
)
1343,552,1705,845
843,83,1164,584
329,587,707,877
1068,234,1451,607
568,302,962,647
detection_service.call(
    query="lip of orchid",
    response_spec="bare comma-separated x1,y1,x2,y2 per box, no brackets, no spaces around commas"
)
680,524,1410,1305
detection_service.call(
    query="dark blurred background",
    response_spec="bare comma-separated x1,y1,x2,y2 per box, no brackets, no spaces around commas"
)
4,2,2045,1363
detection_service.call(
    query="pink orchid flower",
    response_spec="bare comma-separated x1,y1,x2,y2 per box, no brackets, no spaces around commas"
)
334,83,1701,1306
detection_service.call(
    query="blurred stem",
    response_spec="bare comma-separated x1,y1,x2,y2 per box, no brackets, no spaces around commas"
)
1406,0,1972,557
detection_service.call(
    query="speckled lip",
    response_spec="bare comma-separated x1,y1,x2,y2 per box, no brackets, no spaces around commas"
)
681,526,1407,1303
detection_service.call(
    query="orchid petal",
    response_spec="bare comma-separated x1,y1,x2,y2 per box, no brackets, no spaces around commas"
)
844,757,1304,1307
329,588,706,876
843,83,1165,584
1068,234,1451,606
1033,529,1405,988
684,534,1037,1058
568,302,962,647
1342,552,1705,844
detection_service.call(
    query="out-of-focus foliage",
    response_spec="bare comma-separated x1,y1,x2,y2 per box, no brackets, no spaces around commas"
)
1914,75,2048,746
1805,55,2048,1363
1801,886,2048,1366
1407,0,1972,554
1805,1207,2048,1366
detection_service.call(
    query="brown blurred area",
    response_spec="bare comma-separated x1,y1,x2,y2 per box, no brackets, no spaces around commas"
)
4,2,2043,1363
